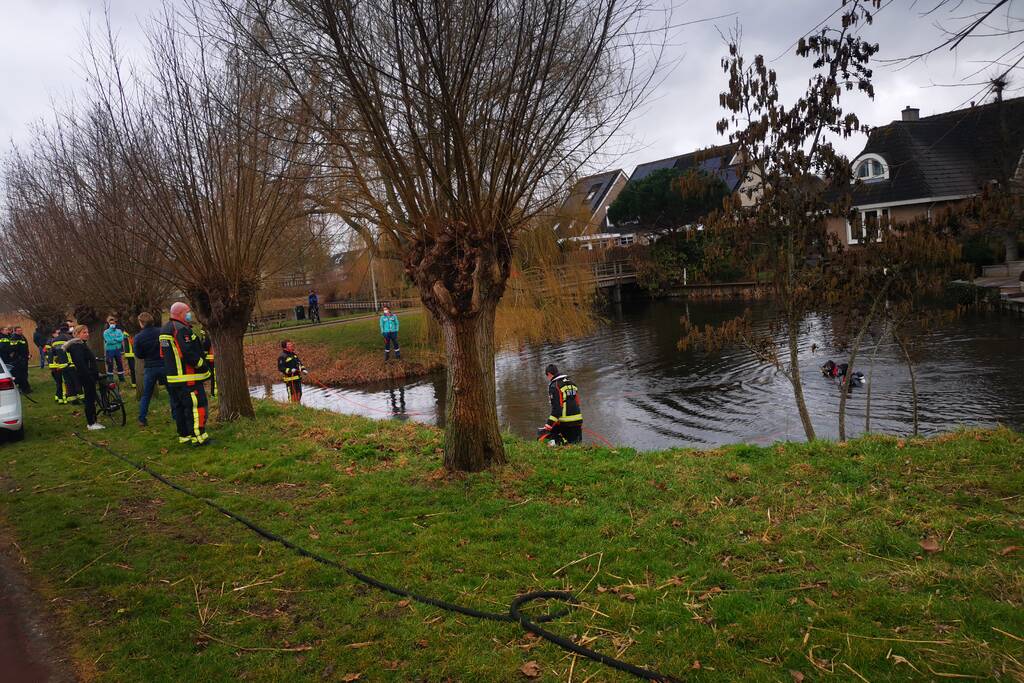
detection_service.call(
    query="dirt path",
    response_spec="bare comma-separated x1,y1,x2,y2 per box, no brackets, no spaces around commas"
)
0,535,77,683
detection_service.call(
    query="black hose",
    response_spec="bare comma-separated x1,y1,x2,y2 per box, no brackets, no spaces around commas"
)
71,433,679,681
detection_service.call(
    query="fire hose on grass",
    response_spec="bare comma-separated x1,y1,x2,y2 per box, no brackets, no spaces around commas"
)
71,432,678,682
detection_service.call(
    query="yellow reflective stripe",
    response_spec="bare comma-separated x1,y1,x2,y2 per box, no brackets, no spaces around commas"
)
283,375,301,382
190,391,201,438
558,414,582,423
160,334,186,378
166,372,211,383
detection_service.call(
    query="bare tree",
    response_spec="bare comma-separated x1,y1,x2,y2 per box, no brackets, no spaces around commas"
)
683,3,880,442
230,0,662,470
87,4,317,419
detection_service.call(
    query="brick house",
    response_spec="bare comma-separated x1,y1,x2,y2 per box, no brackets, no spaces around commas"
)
827,97,1024,246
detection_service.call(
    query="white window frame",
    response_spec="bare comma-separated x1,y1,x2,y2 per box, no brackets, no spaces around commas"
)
851,153,889,183
847,207,889,244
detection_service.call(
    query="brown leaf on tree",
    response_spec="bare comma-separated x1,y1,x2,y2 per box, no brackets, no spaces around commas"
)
919,537,941,553
520,661,542,678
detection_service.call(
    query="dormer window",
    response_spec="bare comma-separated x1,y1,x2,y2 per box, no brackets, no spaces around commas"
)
584,183,602,201
852,153,888,182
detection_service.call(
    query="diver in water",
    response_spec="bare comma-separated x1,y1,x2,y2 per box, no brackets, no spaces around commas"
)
821,360,866,388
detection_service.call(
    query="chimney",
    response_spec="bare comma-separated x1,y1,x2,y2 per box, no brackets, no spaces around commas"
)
902,106,920,122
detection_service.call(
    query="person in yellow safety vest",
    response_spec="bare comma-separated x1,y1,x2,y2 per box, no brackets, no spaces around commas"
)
277,340,308,403
47,326,75,404
160,302,211,446
121,324,137,388
197,327,216,398
537,363,582,445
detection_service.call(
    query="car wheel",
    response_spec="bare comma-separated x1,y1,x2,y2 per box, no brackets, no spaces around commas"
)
9,427,24,442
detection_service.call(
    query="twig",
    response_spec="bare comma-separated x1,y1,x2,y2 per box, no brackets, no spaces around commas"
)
33,482,73,494
554,552,601,576
198,631,312,653
231,571,285,593
842,662,871,683
822,532,913,569
351,549,408,557
809,626,951,644
924,664,983,679
64,539,130,583
992,627,1023,643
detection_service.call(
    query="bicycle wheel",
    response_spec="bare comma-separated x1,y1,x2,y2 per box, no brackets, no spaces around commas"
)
98,384,127,427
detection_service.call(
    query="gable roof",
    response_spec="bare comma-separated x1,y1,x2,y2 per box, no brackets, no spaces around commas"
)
847,96,1024,206
628,143,741,190
557,169,627,218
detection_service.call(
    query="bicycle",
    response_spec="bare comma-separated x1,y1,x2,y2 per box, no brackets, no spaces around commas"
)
96,371,127,427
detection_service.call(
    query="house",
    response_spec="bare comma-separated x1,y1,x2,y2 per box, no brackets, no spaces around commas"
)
551,169,629,245
628,142,742,190
827,97,1024,246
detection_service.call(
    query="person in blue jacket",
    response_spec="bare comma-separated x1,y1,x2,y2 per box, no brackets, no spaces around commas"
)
379,305,400,361
102,316,126,381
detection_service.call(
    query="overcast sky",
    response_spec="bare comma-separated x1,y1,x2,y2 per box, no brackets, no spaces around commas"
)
1,0,1020,176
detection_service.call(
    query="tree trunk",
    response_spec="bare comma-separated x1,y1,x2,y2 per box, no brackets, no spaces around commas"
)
189,283,257,421
209,320,253,420
437,302,506,472
788,325,816,441
893,329,918,436
1003,229,1020,263
864,325,887,434
838,316,875,441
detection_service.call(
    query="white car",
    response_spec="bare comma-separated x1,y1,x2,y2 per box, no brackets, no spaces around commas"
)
0,357,24,442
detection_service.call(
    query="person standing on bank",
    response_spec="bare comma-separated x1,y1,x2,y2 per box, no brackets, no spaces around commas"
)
197,327,216,397
0,326,10,368
9,326,30,393
64,325,104,431
103,316,126,382
538,364,583,445
33,326,48,369
277,340,308,403
47,326,76,404
379,305,400,361
120,322,137,388
160,302,211,446
134,312,177,427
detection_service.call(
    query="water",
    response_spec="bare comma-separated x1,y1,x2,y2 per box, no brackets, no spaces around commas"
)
250,300,1024,450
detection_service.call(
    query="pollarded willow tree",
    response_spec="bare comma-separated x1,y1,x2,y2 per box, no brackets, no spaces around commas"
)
232,0,663,470
87,6,318,419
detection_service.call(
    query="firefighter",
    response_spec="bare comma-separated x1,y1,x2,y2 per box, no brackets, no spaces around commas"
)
47,326,75,404
121,323,137,388
197,327,216,398
277,340,308,403
538,364,583,445
8,326,30,393
160,302,211,446
0,326,11,369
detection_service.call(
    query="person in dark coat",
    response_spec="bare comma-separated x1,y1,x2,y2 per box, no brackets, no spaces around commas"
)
8,326,30,393
160,302,211,446
33,327,48,368
134,312,176,427
277,340,308,403
64,325,104,431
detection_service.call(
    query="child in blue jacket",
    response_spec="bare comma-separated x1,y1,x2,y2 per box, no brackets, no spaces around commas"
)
379,306,400,361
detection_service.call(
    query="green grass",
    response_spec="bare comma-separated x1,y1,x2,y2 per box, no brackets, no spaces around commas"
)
1,366,1022,682
255,311,433,354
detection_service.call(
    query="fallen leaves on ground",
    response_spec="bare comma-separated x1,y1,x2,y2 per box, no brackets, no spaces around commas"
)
919,537,942,553
519,661,542,678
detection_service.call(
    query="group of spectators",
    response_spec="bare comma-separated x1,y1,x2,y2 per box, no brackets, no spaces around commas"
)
34,302,215,441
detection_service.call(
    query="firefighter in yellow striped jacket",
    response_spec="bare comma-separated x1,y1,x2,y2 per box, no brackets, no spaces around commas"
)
277,340,308,403
159,303,211,446
46,326,77,404
121,326,137,388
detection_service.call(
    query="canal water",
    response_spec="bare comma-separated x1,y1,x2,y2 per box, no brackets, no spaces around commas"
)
250,300,1024,450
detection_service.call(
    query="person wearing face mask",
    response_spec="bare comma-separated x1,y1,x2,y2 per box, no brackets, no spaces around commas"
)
160,302,211,446
102,316,126,382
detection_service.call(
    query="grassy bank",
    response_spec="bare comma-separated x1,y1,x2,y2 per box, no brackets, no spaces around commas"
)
0,366,1022,681
245,312,444,386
